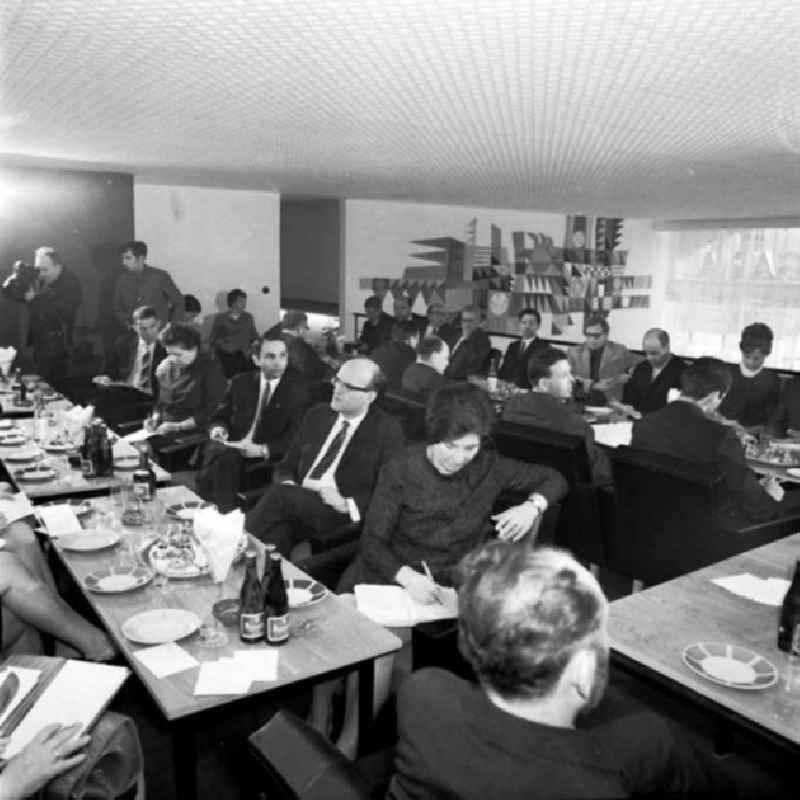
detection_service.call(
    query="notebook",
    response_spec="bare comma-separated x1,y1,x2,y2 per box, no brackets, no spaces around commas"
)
354,584,458,627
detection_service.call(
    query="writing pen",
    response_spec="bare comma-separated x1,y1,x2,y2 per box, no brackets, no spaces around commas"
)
421,560,443,604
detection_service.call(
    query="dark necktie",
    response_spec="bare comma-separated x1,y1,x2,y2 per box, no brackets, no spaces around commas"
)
308,420,350,480
138,348,152,392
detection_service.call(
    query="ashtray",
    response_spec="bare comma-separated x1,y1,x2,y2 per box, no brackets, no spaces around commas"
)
212,598,241,627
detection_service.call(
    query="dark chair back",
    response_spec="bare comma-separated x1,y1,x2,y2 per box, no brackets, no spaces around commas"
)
376,390,427,442
492,420,604,564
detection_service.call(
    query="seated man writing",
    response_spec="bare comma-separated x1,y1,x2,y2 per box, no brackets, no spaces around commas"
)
196,335,313,512
389,542,784,799
245,357,404,555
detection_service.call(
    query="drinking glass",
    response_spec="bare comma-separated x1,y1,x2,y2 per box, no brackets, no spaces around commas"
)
198,555,230,648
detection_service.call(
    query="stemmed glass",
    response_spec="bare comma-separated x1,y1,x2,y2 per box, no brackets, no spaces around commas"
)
197,548,232,648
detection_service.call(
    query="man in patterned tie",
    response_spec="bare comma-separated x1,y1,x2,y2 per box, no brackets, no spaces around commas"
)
245,357,404,555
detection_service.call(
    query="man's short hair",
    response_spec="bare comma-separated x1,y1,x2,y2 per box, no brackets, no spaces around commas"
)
461,304,486,321
132,306,158,324
35,246,60,265
583,313,609,334
518,307,541,324
364,295,383,312
227,289,246,308
260,332,286,348
120,240,148,258
161,322,202,350
680,357,732,399
457,542,607,700
643,327,669,348
417,336,446,360
527,347,568,385
425,383,494,444
184,294,201,315
282,310,308,330
740,322,773,356
391,321,419,344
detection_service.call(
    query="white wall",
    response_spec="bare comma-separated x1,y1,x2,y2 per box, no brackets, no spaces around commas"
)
342,198,666,349
134,183,281,333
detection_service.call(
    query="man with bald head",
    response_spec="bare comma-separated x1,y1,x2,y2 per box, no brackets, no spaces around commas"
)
622,328,686,415
245,357,404,553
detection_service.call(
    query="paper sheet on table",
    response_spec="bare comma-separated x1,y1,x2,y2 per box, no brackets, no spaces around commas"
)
37,504,82,536
591,421,633,448
233,650,279,682
123,428,154,444
194,658,252,695
712,573,791,606
133,642,199,679
112,438,140,459
354,584,458,627
0,492,36,525
0,666,40,729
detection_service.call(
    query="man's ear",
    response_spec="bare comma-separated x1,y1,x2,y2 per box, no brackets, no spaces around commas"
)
567,648,596,701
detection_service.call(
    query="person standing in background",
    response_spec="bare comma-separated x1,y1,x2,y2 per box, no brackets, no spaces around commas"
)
358,295,394,354
210,289,258,378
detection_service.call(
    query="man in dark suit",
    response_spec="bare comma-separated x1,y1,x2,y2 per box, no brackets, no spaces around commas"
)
357,295,394,354
623,328,686,415
245,357,404,554
422,301,457,343
632,358,800,523
196,336,313,511
393,294,427,338
498,307,549,388
93,305,166,428
370,321,418,389
280,310,333,386
401,336,449,399
445,305,492,380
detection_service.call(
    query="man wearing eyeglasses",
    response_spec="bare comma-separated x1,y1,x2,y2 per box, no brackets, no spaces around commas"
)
245,357,404,555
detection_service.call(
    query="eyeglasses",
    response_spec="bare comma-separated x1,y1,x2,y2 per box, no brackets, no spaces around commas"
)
331,376,372,393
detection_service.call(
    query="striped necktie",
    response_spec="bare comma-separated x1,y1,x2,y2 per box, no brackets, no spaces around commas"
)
138,347,152,393
308,421,350,481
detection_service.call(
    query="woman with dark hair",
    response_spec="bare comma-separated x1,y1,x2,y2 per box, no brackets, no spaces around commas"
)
718,322,780,429
209,289,258,378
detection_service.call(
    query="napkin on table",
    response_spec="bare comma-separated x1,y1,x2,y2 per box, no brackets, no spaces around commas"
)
37,505,82,537
711,573,791,606
133,643,199,679
194,658,252,695
192,507,244,582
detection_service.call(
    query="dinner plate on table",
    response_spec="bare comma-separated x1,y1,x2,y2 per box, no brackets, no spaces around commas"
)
682,642,777,690
585,406,613,417
122,608,202,645
14,466,56,482
166,500,211,520
113,456,140,471
43,498,94,517
58,531,121,552
285,578,328,608
20,374,42,384
4,448,42,463
0,419,17,430
785,467,800,479
0,433,28,447
44,441,74,453
84,565,153,594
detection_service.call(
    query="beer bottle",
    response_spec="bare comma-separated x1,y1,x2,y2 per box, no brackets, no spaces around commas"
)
486,356,498,394
264,553,289,645
239,551,265,643
17,370,26,403
80,424,95,478
132,450,156,501
778,560,800,652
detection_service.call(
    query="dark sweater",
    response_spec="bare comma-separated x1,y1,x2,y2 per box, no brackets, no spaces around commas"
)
622,355,686,415
155,351,227,426
718,365,780,427
343,444,567,587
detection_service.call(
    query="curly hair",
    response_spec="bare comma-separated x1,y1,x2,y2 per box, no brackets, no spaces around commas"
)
161,321,202,351
425,382,495,444
739,322,773,356
456,542,607,700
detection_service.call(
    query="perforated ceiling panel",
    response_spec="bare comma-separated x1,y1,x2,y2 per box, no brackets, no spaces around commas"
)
1,0,798,217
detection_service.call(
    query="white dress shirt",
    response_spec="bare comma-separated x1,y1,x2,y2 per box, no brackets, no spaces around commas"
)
128,339,154,392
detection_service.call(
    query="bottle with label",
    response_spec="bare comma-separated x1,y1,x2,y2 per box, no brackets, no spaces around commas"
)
239,551,265,643
264,553,289,645
32,390,47,443
88,421,114,477
80,425,95,477
486,356,498,394
778,560,800,652
132,450,156,501
17,369,26,404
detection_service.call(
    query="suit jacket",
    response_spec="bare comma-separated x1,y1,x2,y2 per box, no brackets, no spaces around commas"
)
209,368,313,458
498,337,550,388
406,313,428,338
29,267,82,344
445,329,492,380
105,333,166,399
275,403,404,517
423,321,457,344
631,400,779,523
401,362,447,399
358,312,394,353
622,355,686,415
567,340,638,402
113,264,184,326
769,376,800,437
284,335,332,384
371,341,416,389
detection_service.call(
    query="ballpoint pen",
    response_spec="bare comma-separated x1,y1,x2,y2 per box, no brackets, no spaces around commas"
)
421,560,443,604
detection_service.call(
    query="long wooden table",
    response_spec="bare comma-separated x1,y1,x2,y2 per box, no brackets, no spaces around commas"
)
609,533,800,752
50,485,401,797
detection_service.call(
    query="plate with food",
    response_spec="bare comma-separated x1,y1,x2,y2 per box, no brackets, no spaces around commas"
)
84,565,153,594
144,529,247,579
15,466,56,482
122,608,202,645
0,433,28,447
285,578,328,608
682,642,777,690
165,500,211,521
58,530,121,552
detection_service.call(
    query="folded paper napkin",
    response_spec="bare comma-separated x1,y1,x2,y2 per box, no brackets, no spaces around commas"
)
0,346,16,376
62,405,94,438
192,507,244,581
38,505,82,537
711,573,791,606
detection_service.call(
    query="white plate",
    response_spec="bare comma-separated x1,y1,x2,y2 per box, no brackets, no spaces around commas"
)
786,467,800,478
58,531,121,552
0,434,28,447
113,456,140,471
0,419,17,430
682,642,777,690
585,406,612,416
122,608,202,645
44,441,74,453
4,448,41,463
286,578,328,608
84,566,153,594
15,467,56,482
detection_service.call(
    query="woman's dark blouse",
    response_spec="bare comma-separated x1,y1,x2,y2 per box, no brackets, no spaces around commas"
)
718,365,779,427
155,351,227,426
344,444,568,588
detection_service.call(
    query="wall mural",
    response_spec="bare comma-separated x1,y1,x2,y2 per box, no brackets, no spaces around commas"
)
359,215,652,335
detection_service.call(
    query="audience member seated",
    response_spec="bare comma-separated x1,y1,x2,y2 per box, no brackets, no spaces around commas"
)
209,288,259,379
357,295,394,354
196,335,313,512
769,374,800,437
245,357,403,555
371,322,419,390
183,294,203,329
497,307,549,388
422,301,456,342
279,310,333,385
502,348,611,483
567,313,637,405
114,240,184,329
400,336,449,399
146,322,227,443
445,305,492,380
718,322,780,430
622,327,686,416
393,294,427,338
388,542,783,800
93,305,166,428
632,357,800,524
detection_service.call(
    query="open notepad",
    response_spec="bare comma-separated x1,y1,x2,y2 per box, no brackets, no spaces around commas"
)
354,584,458,627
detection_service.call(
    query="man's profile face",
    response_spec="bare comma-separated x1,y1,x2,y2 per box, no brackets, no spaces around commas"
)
519,313,540,340
34,253,59,283
544,358,573,399
135,316,161,345
393,297,411,322
122,250,145,272
330,359,375,415
643,335,670,368
365,303,381,323
258,340,288,379
584,324,607,351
